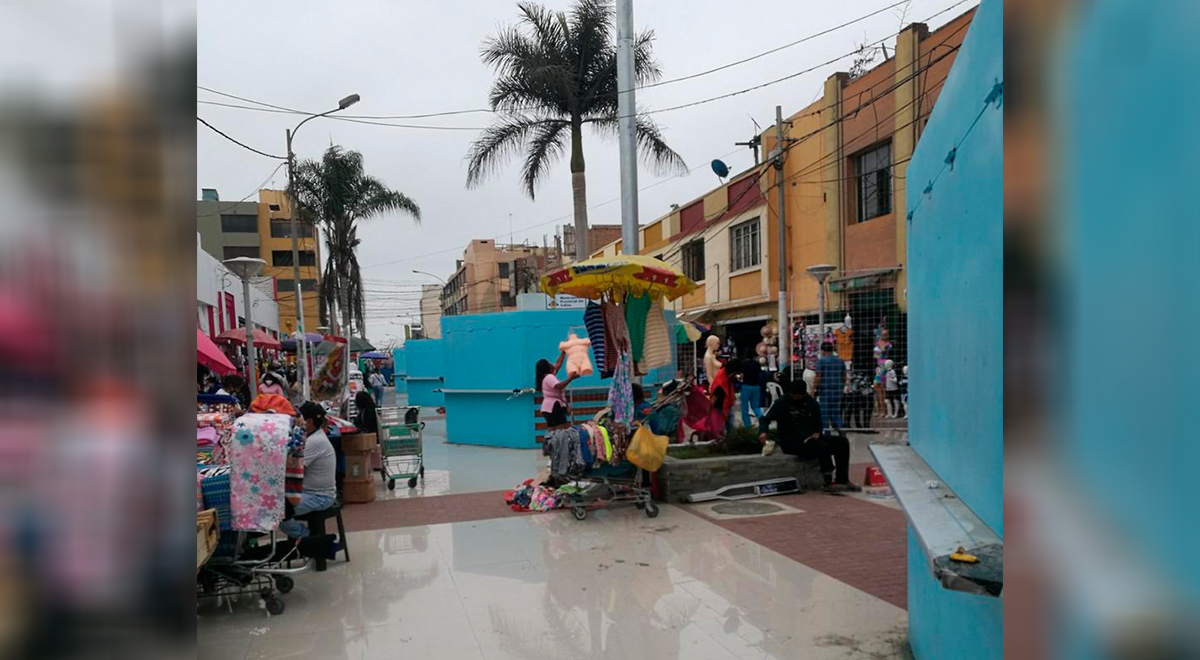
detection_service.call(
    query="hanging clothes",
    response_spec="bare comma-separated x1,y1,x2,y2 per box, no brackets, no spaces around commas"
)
604,299,631,355
544,427,584,477
640,298,672,371
607,350,634,426
624,293,652,363
576,426,593,466
584,301,608,374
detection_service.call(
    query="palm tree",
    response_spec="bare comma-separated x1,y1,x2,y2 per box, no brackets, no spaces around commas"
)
293,145,420,338
466,0,686,260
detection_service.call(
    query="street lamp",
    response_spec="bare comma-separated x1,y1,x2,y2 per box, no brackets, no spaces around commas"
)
806,264,837,338
285,92,361,402
411,269,446,284
224,257,267,398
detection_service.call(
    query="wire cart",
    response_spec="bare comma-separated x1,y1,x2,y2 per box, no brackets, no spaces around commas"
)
377,406,425,489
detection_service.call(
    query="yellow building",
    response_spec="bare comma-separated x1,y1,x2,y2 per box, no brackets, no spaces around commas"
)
256,190,321,336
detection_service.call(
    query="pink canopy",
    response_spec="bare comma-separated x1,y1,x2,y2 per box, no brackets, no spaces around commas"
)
215,326,282,351
197,328,236,375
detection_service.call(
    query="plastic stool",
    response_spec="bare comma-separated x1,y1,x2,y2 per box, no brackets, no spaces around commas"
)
297,504,349,571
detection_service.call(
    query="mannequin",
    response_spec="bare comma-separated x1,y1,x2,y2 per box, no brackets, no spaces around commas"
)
703,335,723,385
899,364,909,419
884,359,899,418
558,332,594,377
834,314,854,365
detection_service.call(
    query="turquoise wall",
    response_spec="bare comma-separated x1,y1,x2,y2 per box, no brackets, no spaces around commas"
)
405,339,445,407
904,0,1002,657
390,346,407,397
441,308,676,448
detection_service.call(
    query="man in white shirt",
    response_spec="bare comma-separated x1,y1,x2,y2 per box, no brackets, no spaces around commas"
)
279,401,337,538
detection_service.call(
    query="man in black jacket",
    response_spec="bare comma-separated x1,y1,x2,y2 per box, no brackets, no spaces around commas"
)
758,378,860,492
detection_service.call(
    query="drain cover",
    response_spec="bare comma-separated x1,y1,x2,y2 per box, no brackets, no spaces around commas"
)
711,501,784,516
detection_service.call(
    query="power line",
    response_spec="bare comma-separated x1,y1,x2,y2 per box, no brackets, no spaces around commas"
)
358,146,744,271
198,1,976,129
198,0,960,122
197,116,286,159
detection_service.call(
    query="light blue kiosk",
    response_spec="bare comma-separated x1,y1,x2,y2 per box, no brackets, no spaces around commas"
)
401,301,676,449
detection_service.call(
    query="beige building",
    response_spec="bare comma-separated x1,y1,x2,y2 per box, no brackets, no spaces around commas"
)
418,284,442,338
442,239,560,316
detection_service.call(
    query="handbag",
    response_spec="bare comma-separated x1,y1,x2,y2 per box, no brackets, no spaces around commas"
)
626,424,669,473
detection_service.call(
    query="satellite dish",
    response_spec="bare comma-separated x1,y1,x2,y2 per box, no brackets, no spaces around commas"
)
711,159,730,178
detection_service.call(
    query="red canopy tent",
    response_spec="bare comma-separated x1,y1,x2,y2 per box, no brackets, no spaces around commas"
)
215,326,282,351
197,328,236,375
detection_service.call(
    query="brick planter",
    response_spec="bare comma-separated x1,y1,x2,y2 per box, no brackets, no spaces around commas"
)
656,451,827,503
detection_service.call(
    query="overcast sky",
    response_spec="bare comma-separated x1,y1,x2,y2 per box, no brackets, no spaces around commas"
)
197,0,972,347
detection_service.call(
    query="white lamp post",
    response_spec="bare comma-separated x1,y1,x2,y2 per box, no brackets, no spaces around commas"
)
223,257,267,399
806,264,837,338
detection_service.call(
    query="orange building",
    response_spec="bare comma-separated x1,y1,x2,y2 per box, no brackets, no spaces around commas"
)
590,8,975,372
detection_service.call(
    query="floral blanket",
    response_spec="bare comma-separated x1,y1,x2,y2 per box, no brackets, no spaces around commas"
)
228,413,292,532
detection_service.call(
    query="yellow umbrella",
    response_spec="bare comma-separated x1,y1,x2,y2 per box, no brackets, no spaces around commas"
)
540,254,697,302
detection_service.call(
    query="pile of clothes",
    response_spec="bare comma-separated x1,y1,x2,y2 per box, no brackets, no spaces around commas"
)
504,479,582,512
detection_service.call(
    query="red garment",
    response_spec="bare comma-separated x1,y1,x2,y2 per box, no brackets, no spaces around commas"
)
710,368,734,417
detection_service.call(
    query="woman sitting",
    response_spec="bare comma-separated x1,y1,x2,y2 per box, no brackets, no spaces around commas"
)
280,401,337,539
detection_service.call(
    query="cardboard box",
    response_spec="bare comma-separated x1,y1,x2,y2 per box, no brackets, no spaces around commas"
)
342,432,377,454
342,479,376,504
344,452,375,483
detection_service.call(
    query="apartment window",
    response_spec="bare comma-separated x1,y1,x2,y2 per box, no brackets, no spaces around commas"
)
220,214,258,233
276,278,317,293
500,292,515,308
271,250,316,267
498,262,510,278
223,245,260,260
730,218,761,271
855,142,892,222
682,240,705,282
269,220,314,238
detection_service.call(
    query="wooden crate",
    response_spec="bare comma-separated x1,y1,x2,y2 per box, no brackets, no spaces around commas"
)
197,508,219,570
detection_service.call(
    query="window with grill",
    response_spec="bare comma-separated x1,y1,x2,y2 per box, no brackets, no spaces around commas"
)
730,218,761,271
498,262,510,278
220,214,258,233
271,250,316,267
500,292,515,308
223,245,260,260
269,220,314,238
855,142,892,222
682,240,705,282
275,278,317,293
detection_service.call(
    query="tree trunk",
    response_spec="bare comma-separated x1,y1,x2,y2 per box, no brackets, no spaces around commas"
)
570,119,588,261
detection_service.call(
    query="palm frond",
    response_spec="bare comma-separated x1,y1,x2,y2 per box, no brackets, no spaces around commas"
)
465,115,543,188
521,120,569,198
589,114,687,175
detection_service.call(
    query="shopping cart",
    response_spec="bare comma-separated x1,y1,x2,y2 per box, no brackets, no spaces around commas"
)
377,406,425,489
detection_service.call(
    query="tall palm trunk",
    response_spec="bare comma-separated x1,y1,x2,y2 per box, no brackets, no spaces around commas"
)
570,118,588,261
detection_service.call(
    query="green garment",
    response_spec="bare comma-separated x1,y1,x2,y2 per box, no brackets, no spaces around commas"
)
625,293,652,362
675,323,689,344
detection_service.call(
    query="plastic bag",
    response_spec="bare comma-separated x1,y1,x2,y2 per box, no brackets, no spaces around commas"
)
626,424,669,472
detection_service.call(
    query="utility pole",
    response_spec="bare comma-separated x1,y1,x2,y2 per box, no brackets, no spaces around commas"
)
284,130,311,401
284,93,360,402
616,0,639,255
773,105,791,373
